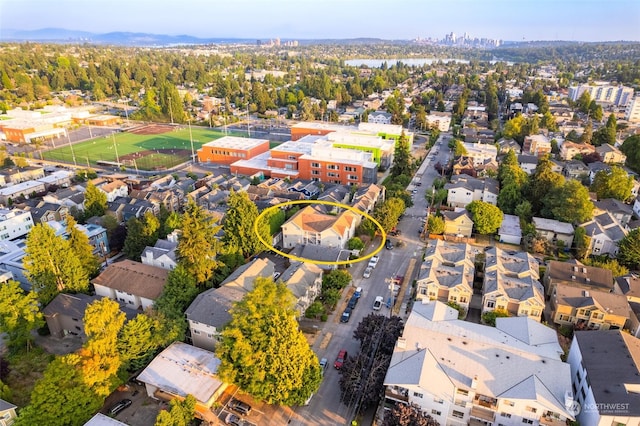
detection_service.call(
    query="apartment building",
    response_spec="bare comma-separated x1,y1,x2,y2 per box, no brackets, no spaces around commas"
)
0,209,34,241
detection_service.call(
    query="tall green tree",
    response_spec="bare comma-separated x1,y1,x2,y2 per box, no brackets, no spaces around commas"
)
0,281,43,352
177,199,222,285
591,165,634,201
526,155,565,216
123,211,161,260
153,264,199,320
24,223,88,305
426,215,445,235
216,277,322,406
223,190,269,258
373,197,406,233
79,298,126,397
390,132,412,177
466,201,504,235
621,135,640,173
14,355,103,426
66,216,100,278
542,179,594,223
617,228,640,270
154,394,197,426
83,182,107,219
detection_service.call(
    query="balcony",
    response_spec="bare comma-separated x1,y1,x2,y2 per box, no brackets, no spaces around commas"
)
540,415,568,426
469,405,496,422
384,387,409,403
473,394,497,409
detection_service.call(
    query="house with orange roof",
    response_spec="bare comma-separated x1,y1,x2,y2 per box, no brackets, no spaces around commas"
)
281,205,357,249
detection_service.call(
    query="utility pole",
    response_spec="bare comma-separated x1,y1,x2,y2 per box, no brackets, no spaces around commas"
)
67,130,77,167
168,95,174,125
188,119,195,170
111,132,120,166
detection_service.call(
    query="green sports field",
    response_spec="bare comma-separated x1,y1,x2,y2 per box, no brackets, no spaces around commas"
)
42,125,244,170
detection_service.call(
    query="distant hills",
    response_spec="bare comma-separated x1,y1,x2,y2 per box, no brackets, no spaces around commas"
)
1,28,636,47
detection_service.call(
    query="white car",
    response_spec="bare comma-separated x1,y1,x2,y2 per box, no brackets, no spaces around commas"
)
373,296,384,310
363,266,373,278
368,255,379,268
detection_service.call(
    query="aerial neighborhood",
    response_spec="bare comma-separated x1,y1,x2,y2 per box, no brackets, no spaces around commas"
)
1,32,640,426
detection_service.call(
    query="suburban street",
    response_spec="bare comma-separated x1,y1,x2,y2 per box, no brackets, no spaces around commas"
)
290,133,452,426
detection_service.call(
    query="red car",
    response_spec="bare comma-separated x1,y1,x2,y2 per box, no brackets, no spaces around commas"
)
334,349,348,369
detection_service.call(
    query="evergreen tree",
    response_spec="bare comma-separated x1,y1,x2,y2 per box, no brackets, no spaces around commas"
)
526,155,565,216
390,132,413,177
66,216,100,278
24,223,88,305
617,228,640,270
177,199,222,285
223,190,269,258
83,182,107,219
122,211,160,261
216,277,322,406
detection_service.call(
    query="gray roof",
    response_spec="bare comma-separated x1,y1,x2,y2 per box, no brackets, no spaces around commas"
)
0,398,16,412
289,244,351,264
43,293,102,319
594,198,633,215
185,285,246,329
573,330,640,415
616,275,640,298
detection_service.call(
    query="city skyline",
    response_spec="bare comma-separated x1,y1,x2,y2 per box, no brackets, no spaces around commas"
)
1,0,639,42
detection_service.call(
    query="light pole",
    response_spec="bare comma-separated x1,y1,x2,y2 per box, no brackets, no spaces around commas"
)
66,130,77,167
188,119,195,170
168,95,174,125
111,132,120,166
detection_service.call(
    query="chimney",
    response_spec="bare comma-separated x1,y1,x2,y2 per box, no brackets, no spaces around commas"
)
397,338,406,349
471,375,478,389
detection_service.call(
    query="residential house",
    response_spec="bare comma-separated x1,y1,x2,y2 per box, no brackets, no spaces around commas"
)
562,160,590,181
43,293,137,339
0,399,17,426
579,210,628,256
91,178,129,202
0,166,45,185
497,214,522,245
442,209,474,238
368,111,392,124
141,230,179,270
92,260,169,310
517,154,539,175
0,180,45,204
567,331,640,426
137,342,225,424
461,143,498,167
523,134,552,157
84,413,128,426
0,209,33,241
351,183,384,216
425,111,452,132
543,260,614,298
551,283,630,331
106,197,156,223
483,247,544,321
36,170,73,190
497,138,521,155
288,244,351,271
22,201,69,224
594,198,633,227
0,239,29,288
281,205,357,250
596,143,627,164
280,261,323,317
559,141,595,161
587,162,611,185
185,258,274,351
42,186,86,212
615,274,640,336
383,301,575,426
532,217,575,248
415,239,476,313
444,175,499,208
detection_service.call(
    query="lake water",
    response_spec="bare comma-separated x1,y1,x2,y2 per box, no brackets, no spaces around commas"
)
344,58,469,67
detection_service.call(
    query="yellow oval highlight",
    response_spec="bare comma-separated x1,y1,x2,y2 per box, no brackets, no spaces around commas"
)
254,199,387,266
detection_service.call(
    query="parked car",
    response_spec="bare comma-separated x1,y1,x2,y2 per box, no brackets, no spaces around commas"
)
340,306,352,323
368,255,379,268
385,239,394,250
363,266,373,278
229,398,252,415
334,349,348,369
354,287,363,298
373,296,384,310
319,357,328,374
347,294,359,309
108,399,132,416
225,413,242,426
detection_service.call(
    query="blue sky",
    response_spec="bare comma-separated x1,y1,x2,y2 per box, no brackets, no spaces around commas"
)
1,0,639,41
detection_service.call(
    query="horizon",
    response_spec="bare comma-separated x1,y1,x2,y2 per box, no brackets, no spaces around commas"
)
1,0,639,43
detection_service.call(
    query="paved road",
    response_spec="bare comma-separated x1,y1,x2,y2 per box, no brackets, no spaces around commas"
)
290,133,453,426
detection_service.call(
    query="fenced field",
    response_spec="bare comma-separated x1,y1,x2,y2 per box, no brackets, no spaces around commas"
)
42,124,240,170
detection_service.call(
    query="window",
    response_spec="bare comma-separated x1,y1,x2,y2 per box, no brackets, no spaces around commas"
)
452,410,464,419
288,155,297,160
500,413,512,418
455,399,467,407
413,392,423,398
193,330,200,335
431,410,441,416
456,389,469,396
327,172,339,178
459,296,467,303
311,162,320,168
345,166,356,172
433,397,444,404
503,400,514,407
419,289,427,295
311,170,320,175
348,174,359,180
525,406,537,413
327,164,338,170
576,370,581,382
522,419,534,424
487,301,495,308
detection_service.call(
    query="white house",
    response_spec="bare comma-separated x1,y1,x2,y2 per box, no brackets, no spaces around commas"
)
281,205,357,250
444,175,499,208
0,208,34,241
567,331,640,426
367,111,392,125
579,211,628,257
91,178,129,202
92,260,168,310
383,301,575,426
141,230,179,270
497,214,522,245
461,142,498,166
533,217,575,247
281,261,323,317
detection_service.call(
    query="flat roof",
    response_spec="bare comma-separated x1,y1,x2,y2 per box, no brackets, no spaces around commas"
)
201,135,269,150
